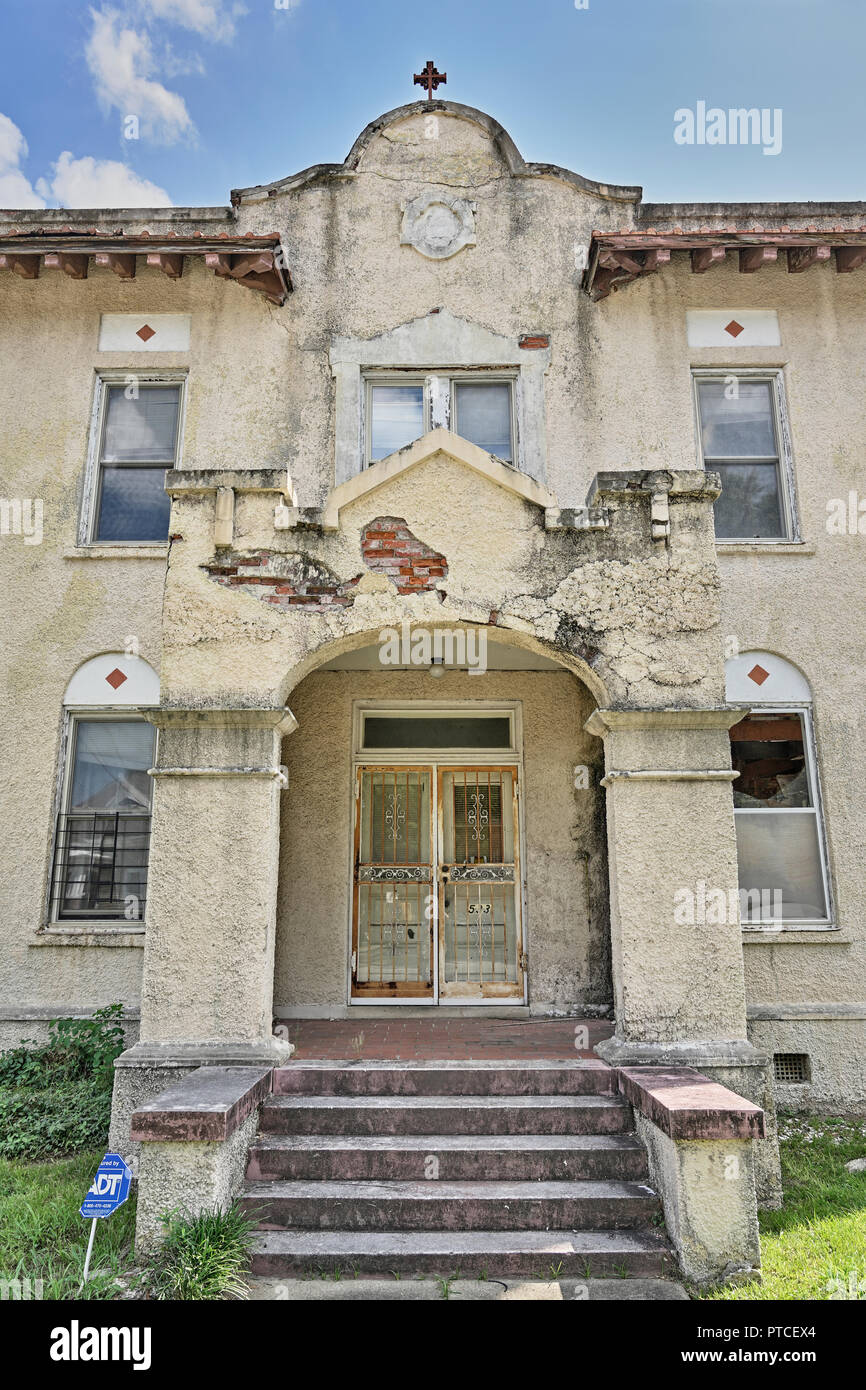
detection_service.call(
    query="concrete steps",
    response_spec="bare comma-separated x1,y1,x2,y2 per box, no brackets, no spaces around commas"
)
271,1060,616,1096
241,1177,660,1231
249,1229,675,1279
246,1132,650,1182
259,1093,632,1136
245,1059,675,1281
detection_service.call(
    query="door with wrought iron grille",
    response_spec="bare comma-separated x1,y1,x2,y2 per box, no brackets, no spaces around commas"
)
438,767,525,1000
351,767,435,998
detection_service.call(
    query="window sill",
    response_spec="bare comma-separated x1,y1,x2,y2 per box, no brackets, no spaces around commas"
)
716,541,815,556
742,927,851,944
31,926,145,948
63,546,169,560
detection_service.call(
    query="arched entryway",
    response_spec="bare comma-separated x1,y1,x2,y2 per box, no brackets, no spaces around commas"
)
274,628,611,1017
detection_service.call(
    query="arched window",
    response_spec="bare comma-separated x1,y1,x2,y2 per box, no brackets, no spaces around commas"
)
726,651,831,926
49,655,159,925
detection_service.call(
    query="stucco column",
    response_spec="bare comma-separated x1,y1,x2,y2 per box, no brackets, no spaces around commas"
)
587,707,782,1205
127,707,296,1062
110,708,295,1155
588,707,748,1050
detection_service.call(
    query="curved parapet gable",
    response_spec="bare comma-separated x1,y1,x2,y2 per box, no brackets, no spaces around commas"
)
230,100,643,207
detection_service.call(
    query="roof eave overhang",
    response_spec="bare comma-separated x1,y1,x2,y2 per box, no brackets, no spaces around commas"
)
585,226,866,300
0,230,292,304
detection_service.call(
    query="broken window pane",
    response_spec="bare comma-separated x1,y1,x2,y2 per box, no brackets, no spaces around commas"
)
730,713,811,807
730,712,829,922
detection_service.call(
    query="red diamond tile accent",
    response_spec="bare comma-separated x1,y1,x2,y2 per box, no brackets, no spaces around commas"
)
747,663,770,686
105,667,128,689
136,323,156,342
724,319,745,338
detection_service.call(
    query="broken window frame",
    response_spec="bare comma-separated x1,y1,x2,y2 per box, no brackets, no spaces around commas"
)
80,370,188,547
362,370,517,468
729,702,833,928
691,368,800,543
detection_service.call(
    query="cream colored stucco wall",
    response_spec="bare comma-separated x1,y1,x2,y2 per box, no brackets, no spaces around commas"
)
274,668,608,1013
1,102,864,1101
0,260,291,1046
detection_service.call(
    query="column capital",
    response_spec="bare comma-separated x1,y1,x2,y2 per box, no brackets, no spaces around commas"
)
585,706,744,738
140,706,297,735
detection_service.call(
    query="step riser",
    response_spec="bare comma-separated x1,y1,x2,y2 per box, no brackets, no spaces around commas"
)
240,1195,660,1232
246,1149,649,1183
272,1067,615,1097
248,1249,674,1279
260,1106,631,1137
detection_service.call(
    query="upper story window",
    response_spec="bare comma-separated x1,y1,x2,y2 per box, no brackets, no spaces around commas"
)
365,374,515,467
693,370,796,541
369,382,426,461
84,376,184,544
452,380,513,461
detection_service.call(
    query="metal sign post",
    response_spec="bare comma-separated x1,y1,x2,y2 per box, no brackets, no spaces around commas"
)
79,1152,133,1285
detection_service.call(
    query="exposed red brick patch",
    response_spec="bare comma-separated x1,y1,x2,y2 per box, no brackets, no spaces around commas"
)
202,549,361,611
361,517,448,594
519,333,549,349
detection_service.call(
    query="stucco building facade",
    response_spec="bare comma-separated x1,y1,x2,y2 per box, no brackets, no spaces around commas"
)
2,98,864,1280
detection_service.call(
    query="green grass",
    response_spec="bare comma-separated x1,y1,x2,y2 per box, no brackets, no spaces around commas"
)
0,1149,137,1299
700,1114,866,1300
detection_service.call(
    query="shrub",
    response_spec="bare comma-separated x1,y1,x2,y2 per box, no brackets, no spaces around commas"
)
0,1080,113,1161
144,1204,256,1301
0,1005,126,1160
0,1004,126,1088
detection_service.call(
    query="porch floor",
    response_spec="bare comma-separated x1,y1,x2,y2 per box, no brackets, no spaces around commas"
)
281,1018,613,1061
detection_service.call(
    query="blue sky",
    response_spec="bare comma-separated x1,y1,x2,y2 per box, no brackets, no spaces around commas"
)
1,0,864,210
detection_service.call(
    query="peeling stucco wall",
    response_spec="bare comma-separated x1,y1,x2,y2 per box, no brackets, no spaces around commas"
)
0,100,863,1103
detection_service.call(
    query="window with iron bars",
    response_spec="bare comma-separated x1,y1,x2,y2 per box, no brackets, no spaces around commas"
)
49,718,154,922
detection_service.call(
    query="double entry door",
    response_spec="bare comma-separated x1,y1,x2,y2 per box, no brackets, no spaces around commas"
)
351,765,525,1002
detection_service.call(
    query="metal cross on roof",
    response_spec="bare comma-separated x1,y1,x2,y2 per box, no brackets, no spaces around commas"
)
414,60,446,101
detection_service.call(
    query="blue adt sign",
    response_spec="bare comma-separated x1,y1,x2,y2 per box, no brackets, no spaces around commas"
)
80,1152,133,1219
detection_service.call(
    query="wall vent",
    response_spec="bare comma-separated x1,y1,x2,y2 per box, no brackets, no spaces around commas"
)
774,1053,810,1084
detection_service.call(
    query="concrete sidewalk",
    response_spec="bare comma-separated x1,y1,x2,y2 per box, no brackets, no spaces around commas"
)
247,1276,689,1300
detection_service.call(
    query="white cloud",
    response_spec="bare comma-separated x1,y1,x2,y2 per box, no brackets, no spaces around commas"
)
0,112,29,171
142,0,245,42
86,7,195,145
0,113,46,208
37,152,173,207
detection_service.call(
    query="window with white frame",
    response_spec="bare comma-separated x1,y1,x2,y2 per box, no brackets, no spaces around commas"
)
726,652,831,926
50,655,159,924
693,371,795,541
85,376,184,543
365,374,515,466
